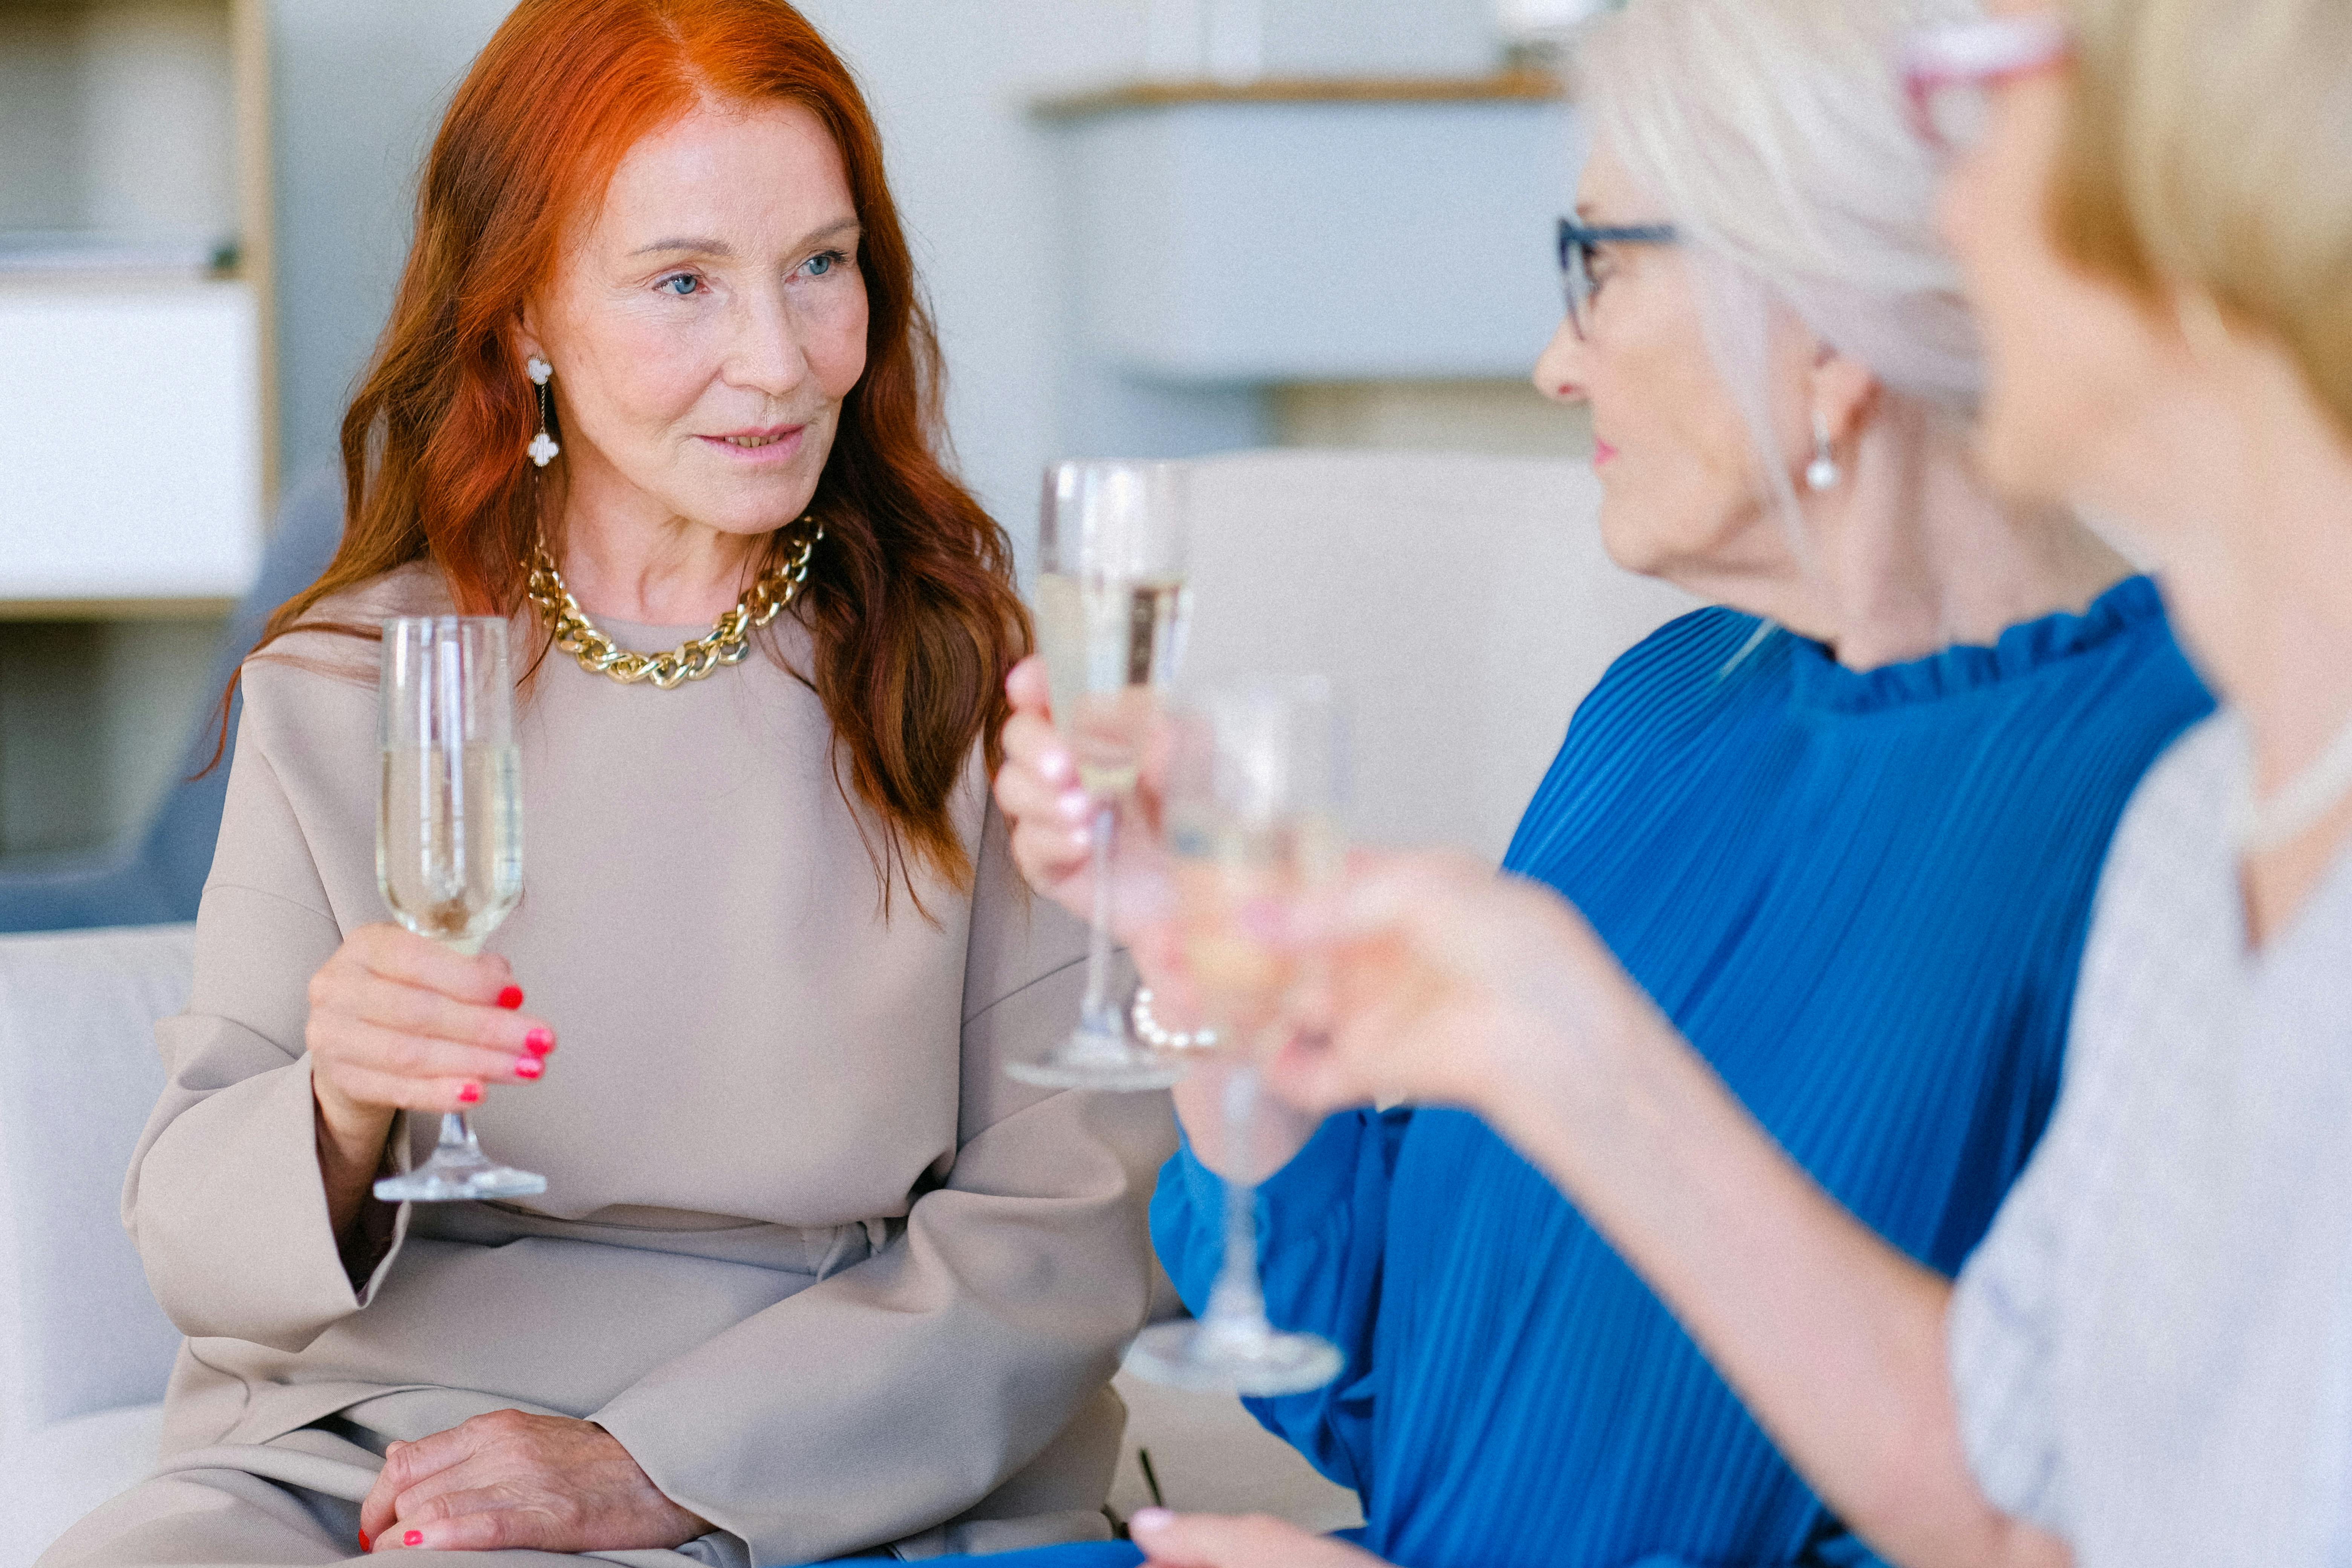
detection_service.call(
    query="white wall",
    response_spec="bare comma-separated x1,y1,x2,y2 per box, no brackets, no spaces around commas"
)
267,0,1506,556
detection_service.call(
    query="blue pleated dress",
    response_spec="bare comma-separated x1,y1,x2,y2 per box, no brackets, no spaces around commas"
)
905,577,2209,1568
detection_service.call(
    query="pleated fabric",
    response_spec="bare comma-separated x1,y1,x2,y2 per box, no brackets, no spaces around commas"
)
1145,576,2213,1568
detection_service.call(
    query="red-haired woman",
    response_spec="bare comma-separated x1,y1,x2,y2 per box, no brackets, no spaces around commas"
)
40,3,1172,1564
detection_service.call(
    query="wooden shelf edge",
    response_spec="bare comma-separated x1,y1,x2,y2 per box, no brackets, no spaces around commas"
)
1033,69,1562,121
0,597,240,622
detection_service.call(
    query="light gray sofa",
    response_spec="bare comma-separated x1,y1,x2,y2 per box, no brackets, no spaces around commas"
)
0,452,1690,1566
0,924,191,1566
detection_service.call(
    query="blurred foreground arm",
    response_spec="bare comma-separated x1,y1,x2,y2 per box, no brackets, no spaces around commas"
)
1269,851,2072,1568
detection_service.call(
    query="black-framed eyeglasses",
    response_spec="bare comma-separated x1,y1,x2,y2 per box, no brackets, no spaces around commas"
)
1558,217,1678,341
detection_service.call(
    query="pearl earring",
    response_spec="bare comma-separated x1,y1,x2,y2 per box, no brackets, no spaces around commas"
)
1805,410,1842,493
526,356,560,469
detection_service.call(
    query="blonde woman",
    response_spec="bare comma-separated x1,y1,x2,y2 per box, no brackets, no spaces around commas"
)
1218,1,2352,1565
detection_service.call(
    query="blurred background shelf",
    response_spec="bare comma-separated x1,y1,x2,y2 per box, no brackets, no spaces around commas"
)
1041,70,1586,462
0,0,274,860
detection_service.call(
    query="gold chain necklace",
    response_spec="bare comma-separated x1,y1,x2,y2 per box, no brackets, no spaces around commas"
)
523,519,824,690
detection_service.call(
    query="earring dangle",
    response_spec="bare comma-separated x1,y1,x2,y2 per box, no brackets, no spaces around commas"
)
1805,410,1842,493
526,356,560,469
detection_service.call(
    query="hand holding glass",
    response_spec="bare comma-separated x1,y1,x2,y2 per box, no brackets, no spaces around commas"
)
1008,460,1195,1091
1123,678,1347,1396
372,616,546,1203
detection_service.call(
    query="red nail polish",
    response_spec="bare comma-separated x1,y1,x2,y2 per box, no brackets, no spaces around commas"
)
525,1027,554,1055
404,1531,424,1548
514,1055,543,1080
496,985,524,1010
358,1532,372,1553
458,1083,481,1105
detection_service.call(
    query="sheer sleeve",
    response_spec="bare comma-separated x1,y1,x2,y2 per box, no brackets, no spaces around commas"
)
1946,1080,2082,1537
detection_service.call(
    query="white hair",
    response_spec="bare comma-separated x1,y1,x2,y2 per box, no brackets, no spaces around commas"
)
1577,0,1986,415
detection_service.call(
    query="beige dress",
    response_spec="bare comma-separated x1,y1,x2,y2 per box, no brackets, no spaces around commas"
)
41,564,1176,1568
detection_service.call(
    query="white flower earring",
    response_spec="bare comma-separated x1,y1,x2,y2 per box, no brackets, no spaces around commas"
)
526,355,561,468
1805,409,1842,493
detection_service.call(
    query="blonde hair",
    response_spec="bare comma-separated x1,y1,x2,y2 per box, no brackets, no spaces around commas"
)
2055,0,2352,438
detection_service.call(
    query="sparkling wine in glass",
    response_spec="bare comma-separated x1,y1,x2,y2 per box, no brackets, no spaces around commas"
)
372,616,546,1204
1124,678,1346,1396
1008,460,1195,1092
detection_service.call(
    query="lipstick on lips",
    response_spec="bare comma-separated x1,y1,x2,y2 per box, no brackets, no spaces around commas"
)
698,423,807,461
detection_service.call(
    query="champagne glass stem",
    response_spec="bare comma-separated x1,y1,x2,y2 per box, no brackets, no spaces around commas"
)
1122,1053,1339,1392
430,1112,485,1161
1200,1064,1270,1341
1078,799,1123,1036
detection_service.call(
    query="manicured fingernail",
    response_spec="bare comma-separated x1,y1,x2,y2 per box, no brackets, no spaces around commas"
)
1040,749,1073,783
404,1532,424,1548
1130,1507,1173,1533
1055,789,1091,823
357,1533,371,1553
458,1083,481,1105
514,1055,543,1080
526,1027,555,1055
496,985,524,1009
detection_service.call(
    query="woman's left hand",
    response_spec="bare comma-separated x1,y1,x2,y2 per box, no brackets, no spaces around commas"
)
1129,1510,1388,1568
360,1410,710,1552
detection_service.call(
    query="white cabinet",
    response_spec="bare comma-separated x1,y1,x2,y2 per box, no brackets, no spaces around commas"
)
0,0,271,613
0,279,262,603
1046,77,1576,384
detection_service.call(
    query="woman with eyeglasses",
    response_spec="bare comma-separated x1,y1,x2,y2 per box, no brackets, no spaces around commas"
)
978,2,2210,1566
1178,0,2352,1564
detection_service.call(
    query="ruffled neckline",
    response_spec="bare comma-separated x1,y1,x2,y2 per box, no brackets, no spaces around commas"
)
1784,574,2166,717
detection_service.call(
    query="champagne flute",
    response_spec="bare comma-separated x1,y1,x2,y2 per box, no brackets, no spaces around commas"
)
1124,678,1346,1396
371,616,546,1203
1008,460,1195,1092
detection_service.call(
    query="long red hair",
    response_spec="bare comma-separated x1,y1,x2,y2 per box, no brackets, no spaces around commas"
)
248,0,1027,901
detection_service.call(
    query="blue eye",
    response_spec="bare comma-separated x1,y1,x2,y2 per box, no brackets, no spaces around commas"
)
658,273,701,297
805,250,848,279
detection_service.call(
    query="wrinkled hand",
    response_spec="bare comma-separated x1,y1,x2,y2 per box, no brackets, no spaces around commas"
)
308,923,554,1146
306,924,555,1242
1129,1510,1388,1568
360,1410,708,1553
1265,849,1640,1122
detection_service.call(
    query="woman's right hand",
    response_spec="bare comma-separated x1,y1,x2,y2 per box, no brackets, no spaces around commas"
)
997,659,1304,1158
992,656,1188,988
993,657,1113,919
305,924,554,1231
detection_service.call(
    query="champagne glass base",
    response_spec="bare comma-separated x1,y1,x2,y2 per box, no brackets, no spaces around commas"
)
375,1153,547,1204
1123,1317,1344,1396
1006,1026,1190,1092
